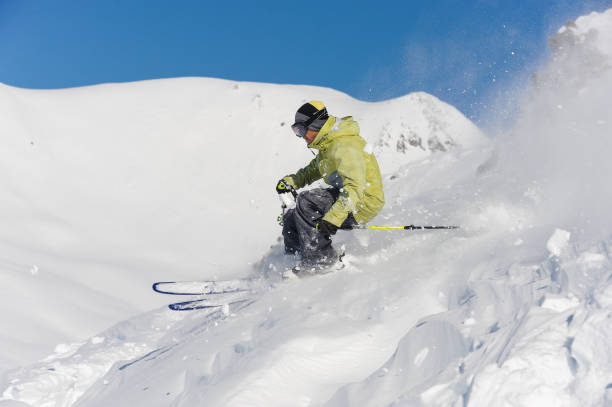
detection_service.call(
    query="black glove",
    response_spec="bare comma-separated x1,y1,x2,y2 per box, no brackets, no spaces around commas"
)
276,179,295,194
316,219,338,236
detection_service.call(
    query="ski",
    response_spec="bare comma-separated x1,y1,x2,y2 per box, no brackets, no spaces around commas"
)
168,295,254,311
152,279,253,296
155,253,349,310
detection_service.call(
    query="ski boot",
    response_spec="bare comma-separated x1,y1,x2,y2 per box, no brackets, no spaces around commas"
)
290,250,345,278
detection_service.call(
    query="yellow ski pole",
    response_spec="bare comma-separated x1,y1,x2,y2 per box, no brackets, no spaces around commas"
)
356,225,459,230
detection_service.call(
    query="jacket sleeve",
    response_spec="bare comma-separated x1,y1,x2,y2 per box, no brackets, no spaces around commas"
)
322,143,366,227
285,157,322,189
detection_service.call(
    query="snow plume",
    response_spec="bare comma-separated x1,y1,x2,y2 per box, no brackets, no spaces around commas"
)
493,8,612,241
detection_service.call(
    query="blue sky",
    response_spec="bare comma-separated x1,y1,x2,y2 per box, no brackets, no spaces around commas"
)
2,0,611,124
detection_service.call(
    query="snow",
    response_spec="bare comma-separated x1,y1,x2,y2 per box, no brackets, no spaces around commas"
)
547,228,571,257
572,9,612,57
1,7,612,407
0,77,483,372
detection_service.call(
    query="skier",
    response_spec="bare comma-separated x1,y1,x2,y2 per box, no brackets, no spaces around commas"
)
276,101,385,272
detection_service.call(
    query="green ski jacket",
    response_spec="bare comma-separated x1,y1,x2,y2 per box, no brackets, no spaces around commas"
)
284,116,385,227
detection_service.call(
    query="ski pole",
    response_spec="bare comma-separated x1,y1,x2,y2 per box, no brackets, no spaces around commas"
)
355,225,459,230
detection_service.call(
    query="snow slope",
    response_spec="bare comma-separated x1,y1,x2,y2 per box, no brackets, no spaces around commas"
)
0,77,483,372
2,8,612,407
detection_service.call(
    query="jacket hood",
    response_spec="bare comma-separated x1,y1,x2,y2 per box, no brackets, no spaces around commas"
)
308,116,361,150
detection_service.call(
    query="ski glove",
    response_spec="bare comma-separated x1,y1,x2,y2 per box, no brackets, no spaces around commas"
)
276,179,295,194
316,219,338,236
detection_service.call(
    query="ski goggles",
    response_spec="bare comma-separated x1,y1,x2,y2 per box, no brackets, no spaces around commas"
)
291,108,328,138
291,122,309,138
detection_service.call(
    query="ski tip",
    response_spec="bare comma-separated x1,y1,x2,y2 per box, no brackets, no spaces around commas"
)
168,298,253,311
152,281,178,294
168,303,219,311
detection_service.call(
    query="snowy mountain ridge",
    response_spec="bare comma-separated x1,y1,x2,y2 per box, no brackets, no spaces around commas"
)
2,7,612,407
0,77,483,372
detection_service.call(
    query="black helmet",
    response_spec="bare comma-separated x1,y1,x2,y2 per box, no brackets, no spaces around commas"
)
291,100,329,137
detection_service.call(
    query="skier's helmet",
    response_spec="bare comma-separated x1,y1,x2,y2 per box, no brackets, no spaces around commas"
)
291,101,329,138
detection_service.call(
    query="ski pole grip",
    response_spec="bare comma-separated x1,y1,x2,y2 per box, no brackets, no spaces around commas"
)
278,179,297,198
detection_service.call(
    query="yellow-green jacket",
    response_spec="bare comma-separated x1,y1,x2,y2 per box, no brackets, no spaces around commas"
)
284,116,385,227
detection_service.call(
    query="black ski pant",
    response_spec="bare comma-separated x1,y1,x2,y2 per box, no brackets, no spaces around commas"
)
282,188,357,264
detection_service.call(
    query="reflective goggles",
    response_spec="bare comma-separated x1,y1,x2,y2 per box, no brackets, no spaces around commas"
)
291,122,309,138
290,108,327,138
